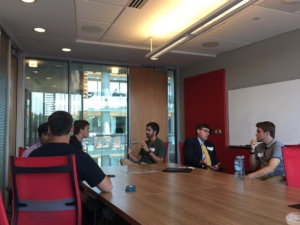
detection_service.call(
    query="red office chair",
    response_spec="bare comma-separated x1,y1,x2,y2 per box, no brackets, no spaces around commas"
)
179,142,185,165
0,188,9,225
163,142,169,163
10,155,82,225
282,148,300,188
18,147,27,157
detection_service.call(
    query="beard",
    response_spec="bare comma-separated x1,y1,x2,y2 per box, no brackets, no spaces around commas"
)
146,133,154,138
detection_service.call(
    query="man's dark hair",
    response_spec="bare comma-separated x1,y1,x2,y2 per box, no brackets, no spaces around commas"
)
195,123,210,136
38,122,48,137
146,122,160,135
256,121,275,138
48,111,73,136
73,120,90,135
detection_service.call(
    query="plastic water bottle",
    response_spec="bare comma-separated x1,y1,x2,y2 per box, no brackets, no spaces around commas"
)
234,155,245,179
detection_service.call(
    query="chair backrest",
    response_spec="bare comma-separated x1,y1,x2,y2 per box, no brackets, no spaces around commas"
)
282,148,300,188
10,155,81,225
179,142,184,165
163,142,169,163
18,147,27,157
0,188,9,225
285,145,300,148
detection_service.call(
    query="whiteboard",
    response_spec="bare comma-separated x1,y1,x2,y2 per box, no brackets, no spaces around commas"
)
228,79,300,145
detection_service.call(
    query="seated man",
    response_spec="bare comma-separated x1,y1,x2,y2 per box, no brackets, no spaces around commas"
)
120,122,166,165
184,123,220,170
22,122,50,157
29,111,113,224
246,121,285,184
69,119,90,151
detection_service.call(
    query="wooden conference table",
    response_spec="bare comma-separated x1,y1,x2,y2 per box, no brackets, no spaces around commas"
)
82,163,300,225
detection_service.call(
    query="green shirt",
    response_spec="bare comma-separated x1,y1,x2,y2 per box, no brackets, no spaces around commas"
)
138,137,166,164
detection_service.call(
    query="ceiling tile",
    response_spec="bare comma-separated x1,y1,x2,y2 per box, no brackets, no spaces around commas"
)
77,19,110,37
141,0,230,19
75,0,124,23
101,37,152,48
177,46,222,55
228,6,300,33
184,36,250,52
87,0,129,6
103,24,176,45
0,0,75,41
114,7,198,33
77,34,100,42
258,0,300,13
205,23,282,43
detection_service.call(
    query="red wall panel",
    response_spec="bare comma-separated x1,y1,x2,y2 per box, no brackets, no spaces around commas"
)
184,69,250,174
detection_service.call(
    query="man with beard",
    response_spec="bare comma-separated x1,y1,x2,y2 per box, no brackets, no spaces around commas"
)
246,121,286,184
120,122,166,165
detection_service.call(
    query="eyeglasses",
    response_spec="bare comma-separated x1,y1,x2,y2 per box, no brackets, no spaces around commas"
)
201,129,210,134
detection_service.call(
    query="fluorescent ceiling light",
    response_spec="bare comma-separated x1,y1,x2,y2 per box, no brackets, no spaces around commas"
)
46,77,51,80
34,28,46,33
26,77,31,79
144,0,228,34
29,60,38,67
146,0,258,60
21,0,36,3
111,68,119,74
62,48,71,52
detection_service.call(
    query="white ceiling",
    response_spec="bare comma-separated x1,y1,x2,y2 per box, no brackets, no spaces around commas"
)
1,0,300,67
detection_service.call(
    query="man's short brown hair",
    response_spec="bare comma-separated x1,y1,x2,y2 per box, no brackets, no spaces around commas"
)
256,121,275,138
73,120,90,135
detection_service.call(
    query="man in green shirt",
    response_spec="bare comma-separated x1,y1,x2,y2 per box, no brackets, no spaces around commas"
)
120,122,166,165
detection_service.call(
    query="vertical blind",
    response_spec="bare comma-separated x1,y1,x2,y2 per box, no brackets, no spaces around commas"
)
0,29,8,199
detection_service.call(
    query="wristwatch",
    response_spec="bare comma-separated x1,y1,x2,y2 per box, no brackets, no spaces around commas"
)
250,151,255,154
149,151,153,154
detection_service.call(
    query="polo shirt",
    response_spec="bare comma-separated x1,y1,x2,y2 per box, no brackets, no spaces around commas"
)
29,143,106,187
255,139,285,177
138,137,166,164
69,135,83,151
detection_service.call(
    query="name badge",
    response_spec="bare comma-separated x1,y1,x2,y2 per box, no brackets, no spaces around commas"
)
258,152,264,157
207,147,214,151
150,148,155,152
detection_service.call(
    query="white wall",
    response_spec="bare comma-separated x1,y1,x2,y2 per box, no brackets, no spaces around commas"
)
178,28,300,142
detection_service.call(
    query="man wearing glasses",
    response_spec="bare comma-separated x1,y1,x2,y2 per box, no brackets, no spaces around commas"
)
183,123,220,170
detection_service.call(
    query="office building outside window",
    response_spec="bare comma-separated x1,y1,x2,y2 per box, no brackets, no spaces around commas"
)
71,63,128,167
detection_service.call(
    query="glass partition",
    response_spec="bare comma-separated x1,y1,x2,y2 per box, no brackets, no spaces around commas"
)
24,59,69,147
71,63,128,167
168,70,176,162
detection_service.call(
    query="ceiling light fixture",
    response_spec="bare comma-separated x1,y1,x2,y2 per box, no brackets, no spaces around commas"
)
29,60,38,68
34,28,46,33
21,0,36,3
145,0,259,60
62,48,71,52
26,77,31,79
46,77,51,80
